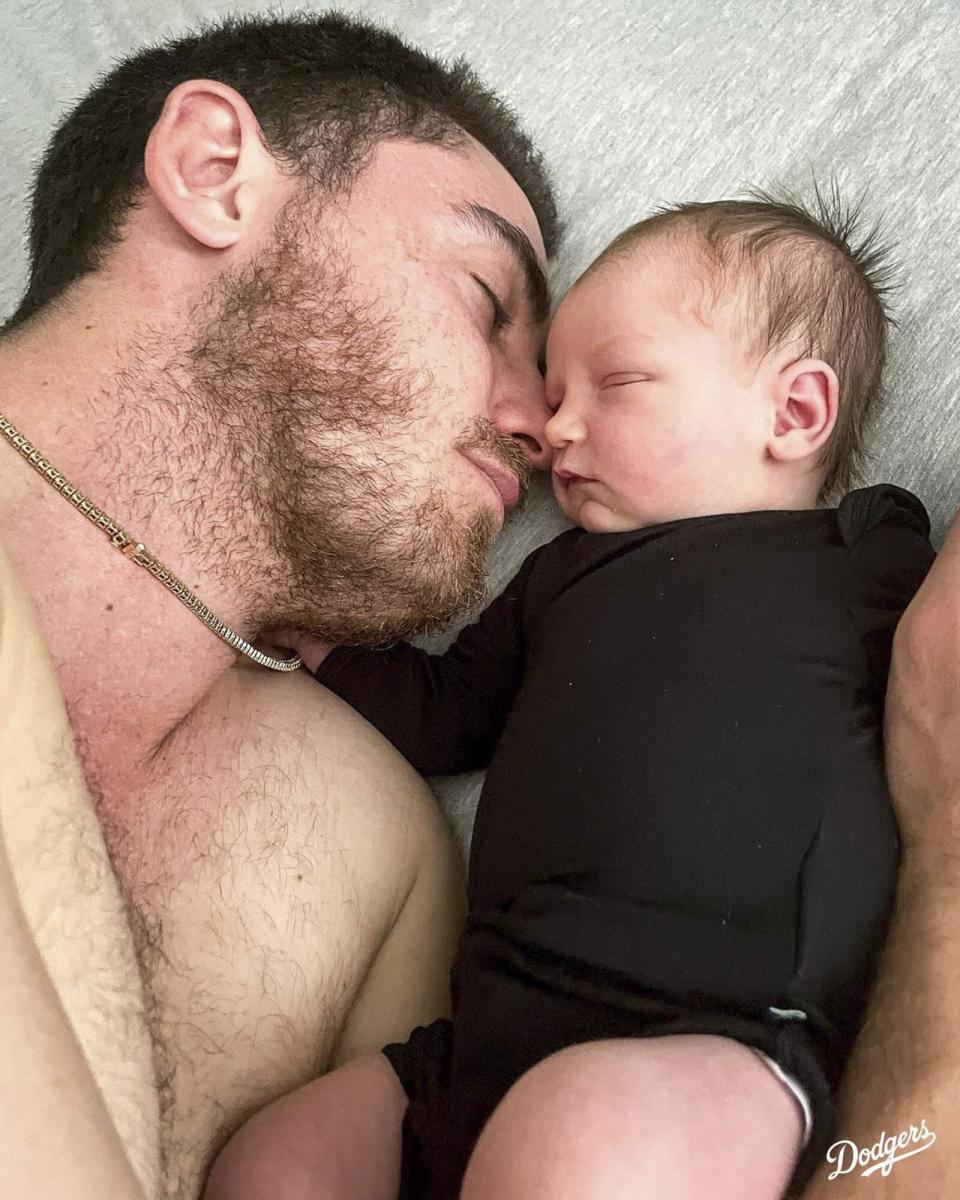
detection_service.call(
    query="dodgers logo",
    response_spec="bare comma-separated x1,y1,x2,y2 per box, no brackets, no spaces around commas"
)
826,1120,936,1180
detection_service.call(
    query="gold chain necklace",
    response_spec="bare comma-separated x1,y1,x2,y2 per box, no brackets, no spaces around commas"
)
0,412,302,672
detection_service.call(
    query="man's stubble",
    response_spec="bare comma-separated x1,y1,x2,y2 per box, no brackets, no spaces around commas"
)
181,186,528,644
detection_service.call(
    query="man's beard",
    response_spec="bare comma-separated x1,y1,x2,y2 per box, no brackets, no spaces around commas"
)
185,190,528,644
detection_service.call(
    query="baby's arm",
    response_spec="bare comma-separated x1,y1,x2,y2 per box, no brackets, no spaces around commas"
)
309,547,544,776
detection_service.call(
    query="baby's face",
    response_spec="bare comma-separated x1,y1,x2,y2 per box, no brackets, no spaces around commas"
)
543,246,773,532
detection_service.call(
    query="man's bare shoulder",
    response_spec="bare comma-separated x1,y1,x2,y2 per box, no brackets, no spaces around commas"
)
168,657,446,872
218,660,424,773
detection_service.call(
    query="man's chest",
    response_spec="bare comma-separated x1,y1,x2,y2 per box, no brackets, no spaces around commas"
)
95,671,408,1197
0,533,415,1197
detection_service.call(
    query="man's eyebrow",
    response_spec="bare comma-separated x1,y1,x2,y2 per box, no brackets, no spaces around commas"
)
451,201,551,324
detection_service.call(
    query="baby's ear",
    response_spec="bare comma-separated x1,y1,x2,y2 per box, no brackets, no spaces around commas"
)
766,357,839,463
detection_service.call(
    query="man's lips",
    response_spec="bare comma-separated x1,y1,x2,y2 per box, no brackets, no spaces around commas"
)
463,451,522,510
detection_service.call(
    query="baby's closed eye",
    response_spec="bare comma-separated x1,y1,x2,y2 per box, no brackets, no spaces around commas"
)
599,372,655,389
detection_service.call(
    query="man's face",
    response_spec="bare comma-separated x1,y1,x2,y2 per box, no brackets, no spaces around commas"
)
189,137,552,642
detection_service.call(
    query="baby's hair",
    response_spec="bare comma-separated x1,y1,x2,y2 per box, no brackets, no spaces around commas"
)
587,184,897,499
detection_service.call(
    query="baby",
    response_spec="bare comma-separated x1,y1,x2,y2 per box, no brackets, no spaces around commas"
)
208,195,934,1200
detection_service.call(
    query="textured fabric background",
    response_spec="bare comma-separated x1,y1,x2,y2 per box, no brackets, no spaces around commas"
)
2,1,957,848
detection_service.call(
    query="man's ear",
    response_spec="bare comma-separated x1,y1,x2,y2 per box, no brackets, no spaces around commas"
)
144,80,274,250
767,357,839,464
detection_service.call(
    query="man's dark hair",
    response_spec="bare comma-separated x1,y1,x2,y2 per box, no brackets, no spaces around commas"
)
589,185,896,499
5,11,561,330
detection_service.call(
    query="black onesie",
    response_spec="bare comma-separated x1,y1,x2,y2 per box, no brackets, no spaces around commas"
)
314,485,934,1198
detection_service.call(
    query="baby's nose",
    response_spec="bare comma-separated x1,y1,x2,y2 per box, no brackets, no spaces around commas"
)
544,402,585,448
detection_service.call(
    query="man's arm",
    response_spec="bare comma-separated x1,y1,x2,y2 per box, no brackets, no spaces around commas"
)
0,817,144,1200
802,509,960,1197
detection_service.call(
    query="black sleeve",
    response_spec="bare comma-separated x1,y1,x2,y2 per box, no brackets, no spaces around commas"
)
312,547,545,775
837,484,936,700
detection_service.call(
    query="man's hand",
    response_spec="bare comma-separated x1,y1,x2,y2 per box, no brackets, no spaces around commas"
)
264,628,335,675
885,507,960,869
801,507,960,1198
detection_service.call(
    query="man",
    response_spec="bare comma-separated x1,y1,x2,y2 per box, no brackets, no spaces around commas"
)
0,12,558,1198
0,12,955,1200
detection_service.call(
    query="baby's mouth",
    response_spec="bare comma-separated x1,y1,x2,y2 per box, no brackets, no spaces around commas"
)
555,468,595,488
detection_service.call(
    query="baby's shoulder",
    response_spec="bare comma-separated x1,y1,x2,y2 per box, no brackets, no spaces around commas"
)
836,483,930,541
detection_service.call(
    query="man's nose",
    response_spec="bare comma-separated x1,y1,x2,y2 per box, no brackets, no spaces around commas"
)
490,366,554,470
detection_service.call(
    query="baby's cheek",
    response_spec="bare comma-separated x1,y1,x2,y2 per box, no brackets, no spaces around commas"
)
579,499,638,533
618,435,708,520
610,431,679,489
656,427,716,485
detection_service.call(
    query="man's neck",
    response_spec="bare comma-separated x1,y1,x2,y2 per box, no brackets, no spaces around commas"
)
0,304,280,810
